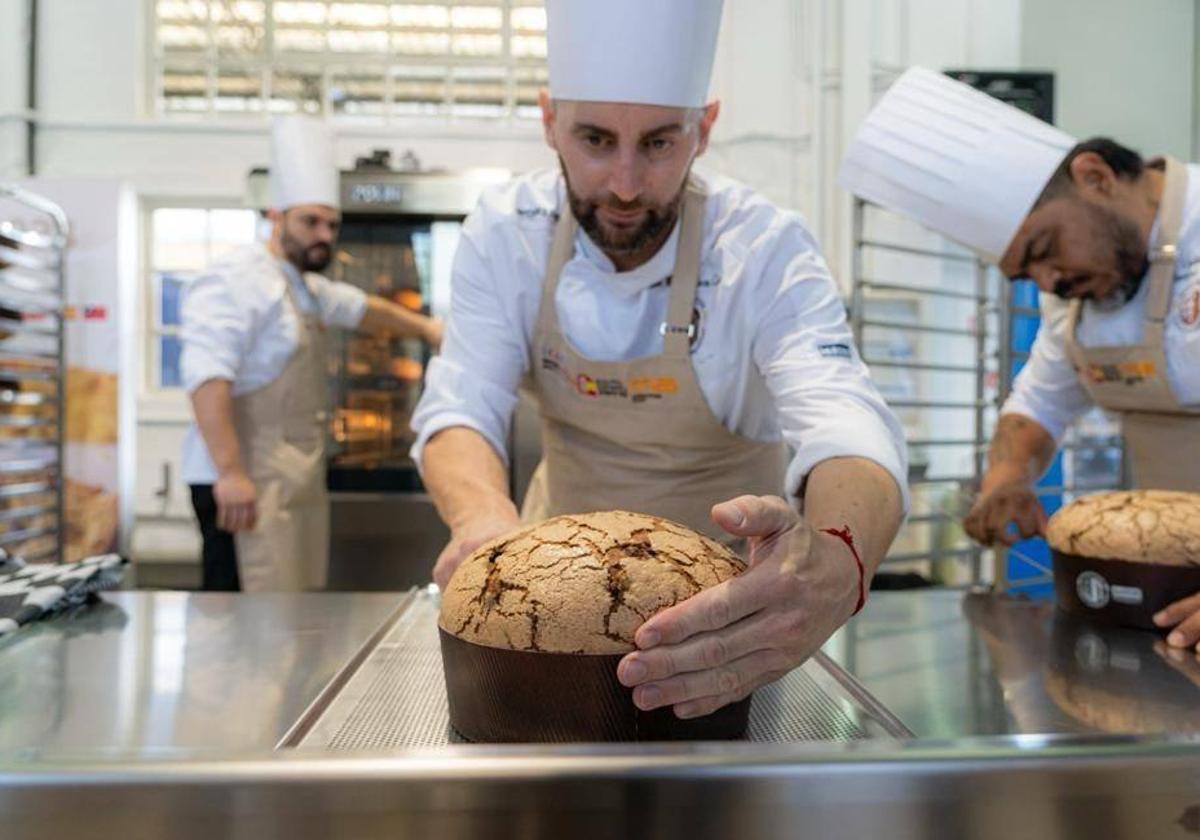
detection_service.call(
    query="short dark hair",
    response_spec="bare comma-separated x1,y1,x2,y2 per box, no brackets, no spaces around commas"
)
1035,137,1146,206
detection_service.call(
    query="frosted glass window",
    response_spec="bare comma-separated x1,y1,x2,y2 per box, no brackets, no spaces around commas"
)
153,0,546,119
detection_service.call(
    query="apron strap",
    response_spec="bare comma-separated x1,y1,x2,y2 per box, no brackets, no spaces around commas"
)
1063,298,1087,372
1143,156,1188,345
537,200,576,332
661,184,707,359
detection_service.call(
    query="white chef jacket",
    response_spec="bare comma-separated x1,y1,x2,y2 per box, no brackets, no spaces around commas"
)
1002,163,1200,441
410,168,909,506
180,242,368,484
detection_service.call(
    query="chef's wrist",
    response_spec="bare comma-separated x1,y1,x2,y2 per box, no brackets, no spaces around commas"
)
448,499,519,534
814,528,868,619
216,463,249,481
980,461,1034,495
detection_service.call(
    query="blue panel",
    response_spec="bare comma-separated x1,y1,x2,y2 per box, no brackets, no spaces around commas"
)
161,335,183,389
1006,280,1058,599
160,274,185,327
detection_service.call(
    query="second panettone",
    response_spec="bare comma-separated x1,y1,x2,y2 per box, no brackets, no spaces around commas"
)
438,510,751,742
1048,490,1200,629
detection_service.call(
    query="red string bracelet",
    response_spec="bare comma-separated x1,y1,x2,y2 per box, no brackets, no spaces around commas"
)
820,525,866,616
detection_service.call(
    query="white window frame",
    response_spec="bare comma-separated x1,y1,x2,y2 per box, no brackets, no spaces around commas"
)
146,0,548,120
139,198,259,417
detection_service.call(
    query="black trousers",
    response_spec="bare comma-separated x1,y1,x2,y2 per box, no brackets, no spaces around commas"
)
190,484,241,592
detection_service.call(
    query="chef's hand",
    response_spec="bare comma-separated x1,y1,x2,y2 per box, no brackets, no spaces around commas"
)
423,317,445,351
616,495,860,719
433,511,521,590
1153,593,1200,651
963,479,1048,546
214,469,257,533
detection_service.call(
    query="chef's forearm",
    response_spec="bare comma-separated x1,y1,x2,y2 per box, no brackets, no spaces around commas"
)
982,414,1057,493
801,457,904,577
190,379,247,477
359,296,437,342
421,427,518,530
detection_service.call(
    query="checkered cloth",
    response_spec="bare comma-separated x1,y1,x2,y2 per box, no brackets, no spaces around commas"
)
0,551,127,637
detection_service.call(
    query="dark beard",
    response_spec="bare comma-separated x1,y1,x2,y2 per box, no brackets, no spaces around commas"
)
1053,203,1148,307
560,158,685,265
280,229,332,273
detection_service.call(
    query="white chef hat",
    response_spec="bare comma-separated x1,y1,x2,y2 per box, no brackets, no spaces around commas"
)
838,67,1077,263
269,115,340,211
546,0,724,109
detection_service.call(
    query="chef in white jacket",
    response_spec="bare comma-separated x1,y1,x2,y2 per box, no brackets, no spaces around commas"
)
182,116,441,593
412,0,907,719
841,68,1200,650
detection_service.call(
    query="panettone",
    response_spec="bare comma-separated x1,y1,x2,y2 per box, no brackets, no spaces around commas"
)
1048,491,1200,629
437,510,752,742
1047,490,1200,565
439,510,745,654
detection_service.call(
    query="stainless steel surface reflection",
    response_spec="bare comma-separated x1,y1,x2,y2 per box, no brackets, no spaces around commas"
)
0,592,401,752
825,588,1200,737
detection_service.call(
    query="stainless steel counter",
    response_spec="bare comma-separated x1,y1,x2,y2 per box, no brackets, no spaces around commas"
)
825,587,1200,738
4,588,1200,752
4,589,1200,839
0,591,402,752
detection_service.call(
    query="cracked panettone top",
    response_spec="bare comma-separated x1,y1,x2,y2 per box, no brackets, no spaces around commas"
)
1046,490,1200,565
438,511,746,654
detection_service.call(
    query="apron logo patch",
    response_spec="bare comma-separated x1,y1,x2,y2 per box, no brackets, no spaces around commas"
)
818,343,852,359
541,345,680,404
1085,360,1157,385
576,374,621,398
573,374,677,402
630,377,679,401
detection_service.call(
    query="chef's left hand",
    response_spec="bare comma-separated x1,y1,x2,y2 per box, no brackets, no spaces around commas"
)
1153,593,1200,651
616,495,861,719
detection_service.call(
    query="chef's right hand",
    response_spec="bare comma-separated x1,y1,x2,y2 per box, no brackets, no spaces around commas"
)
215,470,258,533
963,480,1048,546
423,317,445,351
433,513,521,589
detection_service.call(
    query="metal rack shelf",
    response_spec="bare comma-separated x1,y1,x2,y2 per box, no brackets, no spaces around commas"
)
852,198,1127,592
0,184,68,563
851,199,994,584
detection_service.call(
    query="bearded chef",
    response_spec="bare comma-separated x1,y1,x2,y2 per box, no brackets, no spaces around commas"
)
841,68,1200,650
181,115,442,593
411,0,907,720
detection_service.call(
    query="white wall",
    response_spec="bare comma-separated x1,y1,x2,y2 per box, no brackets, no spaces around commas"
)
1021,0,1195,158
0,0,30,178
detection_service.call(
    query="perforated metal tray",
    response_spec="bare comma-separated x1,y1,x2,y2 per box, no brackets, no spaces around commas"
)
281,588,911,750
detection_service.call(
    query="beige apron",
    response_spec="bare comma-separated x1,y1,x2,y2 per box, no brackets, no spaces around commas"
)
232,275,331,591
1063,156,1200,492
521,181,787,542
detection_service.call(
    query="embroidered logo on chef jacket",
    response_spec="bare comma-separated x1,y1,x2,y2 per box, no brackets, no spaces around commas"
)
818,343,853,359
1179,283,1200,329
516,206,560,231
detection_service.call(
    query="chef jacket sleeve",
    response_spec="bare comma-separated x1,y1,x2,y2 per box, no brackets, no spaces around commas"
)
409,221,529,470
180,270,256,394
999,293,1094,442
753,232,910,510
307,274,369,330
